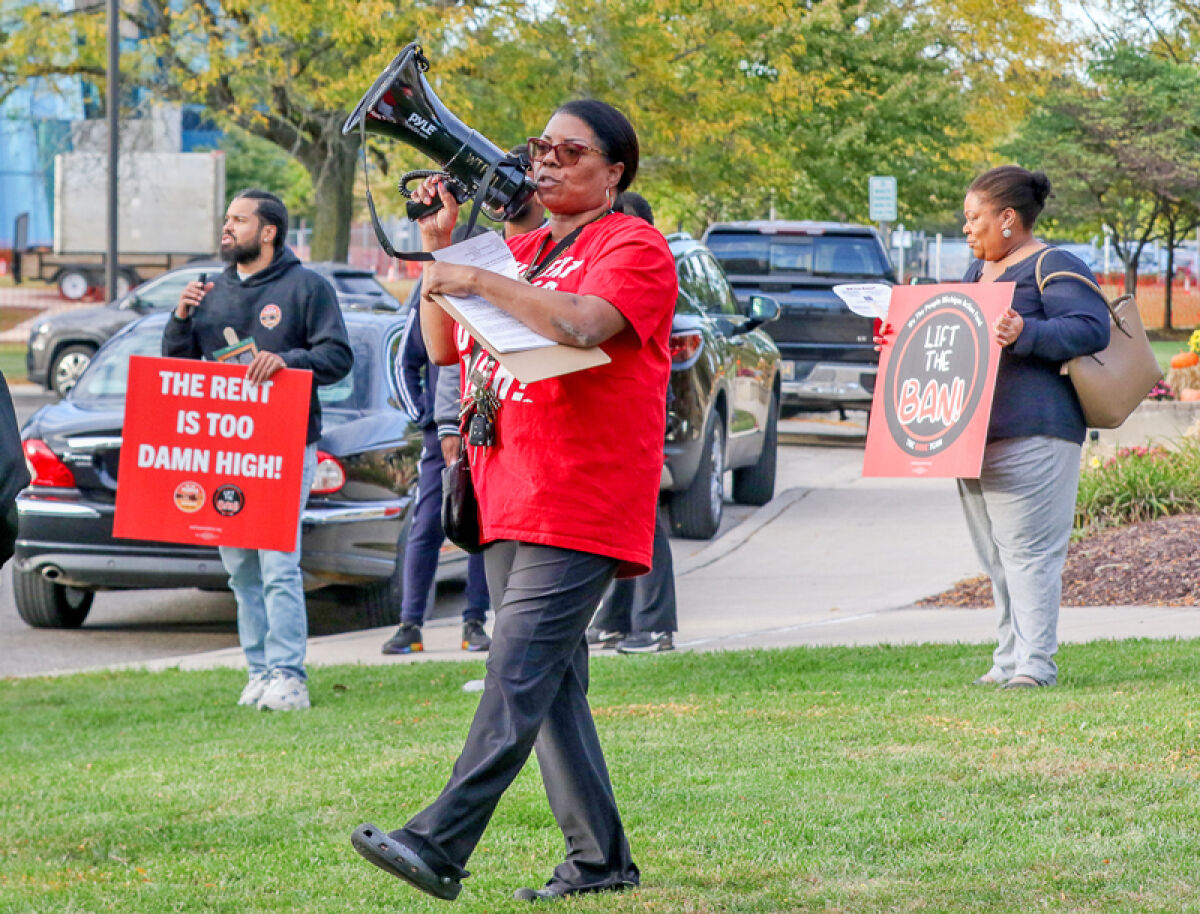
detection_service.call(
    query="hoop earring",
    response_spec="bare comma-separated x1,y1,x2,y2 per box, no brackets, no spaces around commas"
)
1002,227,1013,238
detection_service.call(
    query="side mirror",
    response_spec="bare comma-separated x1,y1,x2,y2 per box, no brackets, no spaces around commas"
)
733,294,780,335
748,295,780,323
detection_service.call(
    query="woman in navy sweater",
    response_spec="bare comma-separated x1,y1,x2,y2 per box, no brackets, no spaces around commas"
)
958,166,1110,688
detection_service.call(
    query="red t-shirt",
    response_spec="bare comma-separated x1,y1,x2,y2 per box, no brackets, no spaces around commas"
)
456,212,677,576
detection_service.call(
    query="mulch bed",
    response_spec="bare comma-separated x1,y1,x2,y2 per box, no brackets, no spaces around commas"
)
919,513,1200,607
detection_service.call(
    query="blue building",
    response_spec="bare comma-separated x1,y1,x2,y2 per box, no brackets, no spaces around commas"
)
0,76,84,250
1,0,221,254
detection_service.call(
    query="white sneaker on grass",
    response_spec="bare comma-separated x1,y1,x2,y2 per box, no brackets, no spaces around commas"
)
237,672,272,707
256,671,311,711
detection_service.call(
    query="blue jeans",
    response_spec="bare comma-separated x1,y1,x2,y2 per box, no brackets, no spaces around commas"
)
402,427,489,625
220,443,318,681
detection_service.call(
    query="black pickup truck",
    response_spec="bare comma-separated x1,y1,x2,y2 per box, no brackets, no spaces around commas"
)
701,221,895,414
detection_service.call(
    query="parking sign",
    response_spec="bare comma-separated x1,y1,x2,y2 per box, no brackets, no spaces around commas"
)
869,175,898,222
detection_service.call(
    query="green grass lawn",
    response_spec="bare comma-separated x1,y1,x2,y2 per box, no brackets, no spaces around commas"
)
5,642,1200,912
0,342,28,381
1150,339,1188,373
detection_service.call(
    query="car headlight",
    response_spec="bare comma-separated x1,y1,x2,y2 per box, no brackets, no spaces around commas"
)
29,323,51,351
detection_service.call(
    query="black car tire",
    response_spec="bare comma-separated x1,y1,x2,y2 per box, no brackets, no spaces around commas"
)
348,514,411,627
669,411,725,540
13,568,95,629
732,392,779,506
57,268,94,301
50,344,96,396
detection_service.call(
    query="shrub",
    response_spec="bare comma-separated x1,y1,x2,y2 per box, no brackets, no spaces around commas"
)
1075,439,1200,535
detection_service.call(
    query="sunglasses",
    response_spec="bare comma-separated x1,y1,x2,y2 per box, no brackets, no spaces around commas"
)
526,137,607,167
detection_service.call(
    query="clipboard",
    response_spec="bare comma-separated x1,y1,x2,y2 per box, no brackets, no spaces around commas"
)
432,292,611,384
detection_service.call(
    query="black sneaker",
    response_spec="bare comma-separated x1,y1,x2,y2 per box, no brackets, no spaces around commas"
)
586,627,624,649
616,632,674,654
462,620,491,652
381,622,424,655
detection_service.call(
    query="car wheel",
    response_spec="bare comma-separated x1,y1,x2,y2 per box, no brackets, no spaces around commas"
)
733,392,779,506
669,411,725,540
57,268,93,301
347,514,410,627
13,568,94,629
116,270,137,297
51,344,96,396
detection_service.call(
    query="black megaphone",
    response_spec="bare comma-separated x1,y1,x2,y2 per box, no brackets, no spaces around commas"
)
342,43,535,223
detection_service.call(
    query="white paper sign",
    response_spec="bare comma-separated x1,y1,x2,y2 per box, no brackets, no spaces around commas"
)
432,232,556,353
832,283,892,320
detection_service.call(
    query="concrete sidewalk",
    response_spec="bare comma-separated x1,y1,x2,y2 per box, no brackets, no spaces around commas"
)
127,477,1200,675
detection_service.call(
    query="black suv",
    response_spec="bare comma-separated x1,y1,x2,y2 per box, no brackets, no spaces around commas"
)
26,261,402,396
702,221,895,413
663,234,781,539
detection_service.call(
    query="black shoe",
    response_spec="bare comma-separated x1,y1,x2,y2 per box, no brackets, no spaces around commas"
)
514,880,632,902
462,620,491,652
382,622,424,655
350,823,462,901
586,627,624,649
616,632,674,654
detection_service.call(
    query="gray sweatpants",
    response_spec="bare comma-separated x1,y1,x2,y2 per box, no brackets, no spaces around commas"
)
956,436,1081,685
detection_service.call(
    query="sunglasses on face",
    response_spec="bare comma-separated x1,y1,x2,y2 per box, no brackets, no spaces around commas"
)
526,137,607,167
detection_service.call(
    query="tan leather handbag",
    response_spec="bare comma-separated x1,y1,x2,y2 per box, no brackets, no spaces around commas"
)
1035,250,1162,429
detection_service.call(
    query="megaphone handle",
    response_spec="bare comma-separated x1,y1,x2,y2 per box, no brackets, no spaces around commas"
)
405,179,470,222
406,196,443,221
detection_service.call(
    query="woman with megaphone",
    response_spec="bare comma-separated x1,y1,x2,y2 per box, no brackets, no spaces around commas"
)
351,100,678,904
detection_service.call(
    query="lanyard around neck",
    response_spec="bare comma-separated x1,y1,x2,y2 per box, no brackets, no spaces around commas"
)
522,213,610,282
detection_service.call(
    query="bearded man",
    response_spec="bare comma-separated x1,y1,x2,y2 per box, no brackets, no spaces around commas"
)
163,189,352,711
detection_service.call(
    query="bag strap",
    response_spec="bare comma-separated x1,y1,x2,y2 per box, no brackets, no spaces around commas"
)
1034,248,1135,340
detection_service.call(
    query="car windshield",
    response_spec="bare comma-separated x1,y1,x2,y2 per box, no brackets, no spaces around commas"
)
72,321,375,408
333,274,386,296
707,233,890,278
121,268,208,311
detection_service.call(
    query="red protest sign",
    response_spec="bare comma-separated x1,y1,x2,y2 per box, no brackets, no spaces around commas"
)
114,355,312,551
862,283,1014,479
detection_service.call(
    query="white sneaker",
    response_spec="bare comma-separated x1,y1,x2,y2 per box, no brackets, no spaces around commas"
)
256,671,311,711
237,672,272,707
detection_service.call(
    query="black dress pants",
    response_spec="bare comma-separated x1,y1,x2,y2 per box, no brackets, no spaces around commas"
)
396,541,640,891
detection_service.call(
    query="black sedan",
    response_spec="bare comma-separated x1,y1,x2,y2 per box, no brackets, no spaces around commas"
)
26,261,403,396
12,310,423,629
662,234,782,539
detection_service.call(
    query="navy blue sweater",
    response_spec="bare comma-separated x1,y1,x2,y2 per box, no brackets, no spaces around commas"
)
965,248,1110,444
162,248,353,444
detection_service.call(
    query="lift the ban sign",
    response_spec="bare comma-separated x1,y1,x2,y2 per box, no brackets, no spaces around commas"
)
862,283,1014,479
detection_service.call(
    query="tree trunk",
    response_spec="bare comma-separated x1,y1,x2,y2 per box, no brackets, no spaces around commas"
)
1165,244,1175,332
303,129,360,262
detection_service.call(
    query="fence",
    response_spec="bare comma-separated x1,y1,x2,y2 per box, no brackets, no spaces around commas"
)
1097,277,1200,331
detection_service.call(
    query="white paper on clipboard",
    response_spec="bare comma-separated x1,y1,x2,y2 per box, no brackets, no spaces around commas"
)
432,233,555,354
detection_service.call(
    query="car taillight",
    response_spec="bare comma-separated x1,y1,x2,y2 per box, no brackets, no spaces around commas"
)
669,330,703,364
23,439,76,487
310,451,345,494
873,317,882,339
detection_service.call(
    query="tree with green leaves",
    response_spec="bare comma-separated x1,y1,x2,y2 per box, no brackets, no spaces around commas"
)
0,0,526,260
1008,44,1200,326
2,0,1070,258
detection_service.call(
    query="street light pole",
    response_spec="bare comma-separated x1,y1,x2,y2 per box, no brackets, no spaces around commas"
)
105,0,119,302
